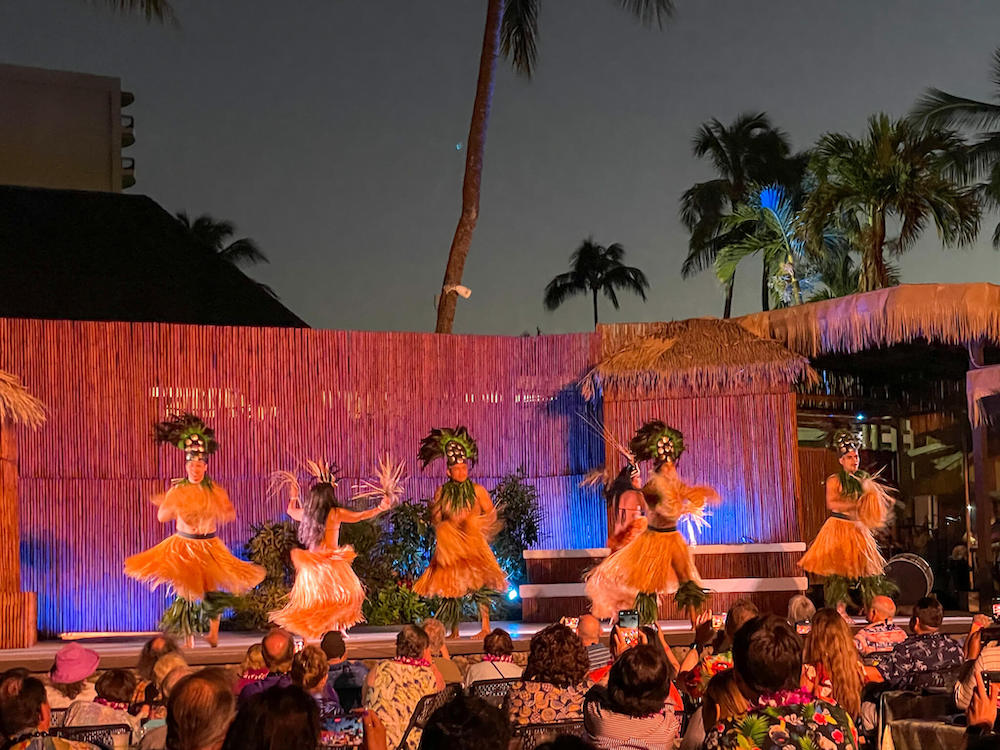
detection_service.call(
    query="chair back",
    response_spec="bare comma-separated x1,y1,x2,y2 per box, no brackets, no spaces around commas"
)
467,677,520,708
396,684,461,750
514,720,586,750
50,723,131,750
49,708,68,727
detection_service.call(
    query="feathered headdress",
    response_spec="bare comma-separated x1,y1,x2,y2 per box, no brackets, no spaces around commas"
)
418,426,479,468
154,413,218,461
268,459,339,504
629,420,685,465
833,428,863,456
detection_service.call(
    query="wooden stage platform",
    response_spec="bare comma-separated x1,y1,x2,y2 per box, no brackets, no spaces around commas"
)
0,615,976,674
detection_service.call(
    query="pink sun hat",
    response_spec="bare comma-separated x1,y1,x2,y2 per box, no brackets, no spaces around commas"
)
50,642,100,684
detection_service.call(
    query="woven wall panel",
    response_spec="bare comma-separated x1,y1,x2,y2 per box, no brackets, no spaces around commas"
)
0,319,605,634
0,592,36,648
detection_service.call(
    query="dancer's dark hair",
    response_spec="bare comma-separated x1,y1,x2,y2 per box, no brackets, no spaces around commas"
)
298,481,340,548
606,465,638,528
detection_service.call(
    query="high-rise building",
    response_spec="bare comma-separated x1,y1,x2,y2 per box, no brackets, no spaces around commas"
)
0,63,135,192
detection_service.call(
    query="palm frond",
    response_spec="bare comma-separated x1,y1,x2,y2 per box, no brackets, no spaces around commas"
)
911,89,1000,132
500,0,538,76
543,272,586,310
219,238,269,266
99,0,174,22
614,0,675,29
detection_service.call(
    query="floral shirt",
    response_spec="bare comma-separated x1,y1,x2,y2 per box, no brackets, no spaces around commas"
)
363,659,438,750
504,679,593,726
875,633,963,691
683,649,734,699
705,689,858,750
853,621,906,655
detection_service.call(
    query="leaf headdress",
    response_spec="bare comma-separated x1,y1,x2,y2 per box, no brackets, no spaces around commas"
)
154,413,218,460
832,428,863,456
629,420,685,465
418,426,479,468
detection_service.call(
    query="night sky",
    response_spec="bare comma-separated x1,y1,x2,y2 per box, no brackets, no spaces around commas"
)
3,1,1000,334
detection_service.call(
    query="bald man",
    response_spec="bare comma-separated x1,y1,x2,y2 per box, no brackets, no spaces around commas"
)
238,629,294,706
577,614,611,671
854,595,906,655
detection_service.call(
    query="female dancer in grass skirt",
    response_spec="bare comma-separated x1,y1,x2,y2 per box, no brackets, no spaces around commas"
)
125,414,265,647
268,458,401,639
586,420,718,625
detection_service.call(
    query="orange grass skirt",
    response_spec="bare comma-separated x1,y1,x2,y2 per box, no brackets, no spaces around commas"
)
585,528,700,618
798,516,885,579
270,545,365,639
124,534,265,601
413,515,508,599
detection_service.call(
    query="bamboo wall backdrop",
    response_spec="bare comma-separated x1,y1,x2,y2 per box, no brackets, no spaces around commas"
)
0,319,605,634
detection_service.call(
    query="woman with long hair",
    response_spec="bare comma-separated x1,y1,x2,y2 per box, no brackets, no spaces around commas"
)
606,464,646,552
801,607,866,719
269,458,401,639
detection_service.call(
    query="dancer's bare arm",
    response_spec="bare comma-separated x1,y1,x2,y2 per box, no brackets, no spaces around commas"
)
825,476,855,512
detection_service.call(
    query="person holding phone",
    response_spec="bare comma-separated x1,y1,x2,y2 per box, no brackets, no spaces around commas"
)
586,420,719,626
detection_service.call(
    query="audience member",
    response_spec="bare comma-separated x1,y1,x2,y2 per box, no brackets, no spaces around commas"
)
680,599,759,699
43,643,99,710
956,614,1000,710
238,629,294,706
853,595,905,655
786,594,816,627
419,693,511,750
135,636,183,708
234,644,268,695
965,670,1000,749
639,624,681,683
704,615,858,750
222,684,319,750
680,668,749,750
876,596,963,691
64,668,142,743
421,618,463,685
577,615,611,673
504,623,592,727
0,673,98,749
138,665,193,750
801,608,865,720
292,645,341,718
319,631,368,711
584,643,680,750
463,628,523,688
364,624,443,750
165,668,235,750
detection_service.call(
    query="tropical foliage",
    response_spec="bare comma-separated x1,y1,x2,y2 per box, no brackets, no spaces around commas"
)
176,212,269,267
680,112,805,315
800,114,980,292
435,0,673,333
544,238,649,327
98,0,174,22
912,48,1000,246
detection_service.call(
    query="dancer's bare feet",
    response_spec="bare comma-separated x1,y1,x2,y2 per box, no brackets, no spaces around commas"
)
206,617,220,648
449,626,460,640
470,603,491,639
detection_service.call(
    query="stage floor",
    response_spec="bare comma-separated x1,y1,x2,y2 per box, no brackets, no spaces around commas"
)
0,615,976,673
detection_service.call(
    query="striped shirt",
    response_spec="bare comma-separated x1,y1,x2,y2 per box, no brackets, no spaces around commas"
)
584,698,680,750
956,645,1000,709
587,643,612,671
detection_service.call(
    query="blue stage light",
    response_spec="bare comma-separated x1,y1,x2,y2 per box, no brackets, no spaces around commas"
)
855,413,865,421
507,588,518,601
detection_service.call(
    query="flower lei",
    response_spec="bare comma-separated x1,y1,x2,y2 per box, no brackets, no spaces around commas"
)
95,697,130,711
483,654,514,663
393,656,431,668
756,688,815,708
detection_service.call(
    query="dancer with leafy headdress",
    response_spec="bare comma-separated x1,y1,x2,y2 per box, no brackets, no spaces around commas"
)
125,414,265,647
585,420,718,625
413,427,508,639
799,429,895,607
268,457,402,639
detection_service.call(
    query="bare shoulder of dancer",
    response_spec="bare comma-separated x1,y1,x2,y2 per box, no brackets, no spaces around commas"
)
474,482,495,515
825,475,853,511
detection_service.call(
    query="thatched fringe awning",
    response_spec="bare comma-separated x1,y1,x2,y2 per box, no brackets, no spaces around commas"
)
582,318,816,399
737,283,1000,357
0,369,46,429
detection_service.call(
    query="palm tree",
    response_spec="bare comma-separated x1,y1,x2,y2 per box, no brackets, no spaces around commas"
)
543,238,649,328
680,113,803,317
912,49,1000,246
98,1,174,21
434,0,674,334
800,114,980,292
175,212,268,267
714,186,805,308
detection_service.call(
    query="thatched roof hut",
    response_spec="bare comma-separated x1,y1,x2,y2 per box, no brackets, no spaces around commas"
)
0,369,45,429
583,317,816,399
737,282,1000,357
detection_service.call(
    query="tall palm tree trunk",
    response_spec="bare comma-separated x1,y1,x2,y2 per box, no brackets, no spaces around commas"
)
434,0,504,334
761,261,770,311
723,274,735,318
592,288,599,328
860,209,889,291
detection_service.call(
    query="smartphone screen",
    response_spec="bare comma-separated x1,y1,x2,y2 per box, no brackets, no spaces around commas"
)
618,609,639,629
560,616,580,631
711,614,726,630
796,620,812,635
992,598,1000,620
321,713,365,747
